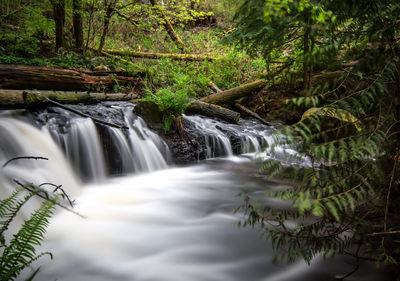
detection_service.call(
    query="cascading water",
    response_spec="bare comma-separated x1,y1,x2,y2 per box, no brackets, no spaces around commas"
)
183,115,233,158
0,117,81,218
123,108,168,172
32,103,169,180
46,117,107,182
183,114,274,158
0,104,393,281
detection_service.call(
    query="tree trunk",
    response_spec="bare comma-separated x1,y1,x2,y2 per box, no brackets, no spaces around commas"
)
187,100,240,124
85,0,96,52
103,49,214,61
0,89,139,108
73,0,84,52
98,0,117,53
0,64,142,92
303,11,312,90
149,0,185,52
51,0,65,51
200,80,267,105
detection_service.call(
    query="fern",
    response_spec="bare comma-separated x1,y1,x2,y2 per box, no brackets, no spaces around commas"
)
0,189,36,246
1,200,55,280
0,186,60,281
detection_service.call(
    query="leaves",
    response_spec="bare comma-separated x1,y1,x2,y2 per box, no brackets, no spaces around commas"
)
0,186,59,280
299,107,362,132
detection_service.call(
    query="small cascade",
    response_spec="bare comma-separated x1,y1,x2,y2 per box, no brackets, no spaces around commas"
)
0,118,80,202
32,103,169,181
122,108,168,172
46,117,106,182
183,115,233,158
183,115,274,158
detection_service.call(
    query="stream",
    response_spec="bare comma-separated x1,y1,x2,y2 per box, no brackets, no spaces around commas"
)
0,102,394,281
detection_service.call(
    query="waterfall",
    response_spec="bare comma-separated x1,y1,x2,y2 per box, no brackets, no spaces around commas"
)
183,115,274,158
0,118,81,203
47,117,107,182
1,102,304,184
0,105,390,281
34,103,169,181
123,109,168,172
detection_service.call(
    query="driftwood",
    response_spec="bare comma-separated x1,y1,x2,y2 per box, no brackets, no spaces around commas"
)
0,89,138,108
200,79,267,105
103,49,214,62
187,100,240,124
0,64,142,92
234,103,270,125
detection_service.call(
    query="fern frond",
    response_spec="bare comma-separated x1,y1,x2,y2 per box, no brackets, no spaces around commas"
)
0,198,56,280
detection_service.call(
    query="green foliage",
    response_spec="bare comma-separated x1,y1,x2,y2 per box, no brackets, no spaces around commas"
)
237,0,400,268
242,58,400,264
0,32,40,58
0,0,264,99
144,87,190,131
0,187,57,280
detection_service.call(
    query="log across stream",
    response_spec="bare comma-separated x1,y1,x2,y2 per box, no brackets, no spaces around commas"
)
0,103,394,281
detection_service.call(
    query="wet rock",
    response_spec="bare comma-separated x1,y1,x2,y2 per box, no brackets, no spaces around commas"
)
133,100,163,131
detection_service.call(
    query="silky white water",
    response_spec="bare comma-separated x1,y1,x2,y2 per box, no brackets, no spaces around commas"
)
0,111,391,281
23,160,389,281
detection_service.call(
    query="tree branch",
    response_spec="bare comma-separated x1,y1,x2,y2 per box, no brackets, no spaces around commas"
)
46,98,129,130
2,156,48,168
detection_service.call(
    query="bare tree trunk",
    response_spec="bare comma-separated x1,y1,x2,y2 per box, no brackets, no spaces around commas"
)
73,0,84,52
98,0,117,53
51,0,65,51
303,11,312,90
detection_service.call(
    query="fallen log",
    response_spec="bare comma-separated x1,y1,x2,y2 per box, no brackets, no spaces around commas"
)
234,103,270,125
187,100,240,124
209,82,222,93
0,64,142,92
200,79,267,105
103,49,214,62
0,89,138,108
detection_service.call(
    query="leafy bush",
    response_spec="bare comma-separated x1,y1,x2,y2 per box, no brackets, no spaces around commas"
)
144,87,190,131
0,32,39,58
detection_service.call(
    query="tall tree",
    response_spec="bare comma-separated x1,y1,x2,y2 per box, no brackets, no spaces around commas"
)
51,0,65,51
72,0,84,52
98,0,118,53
